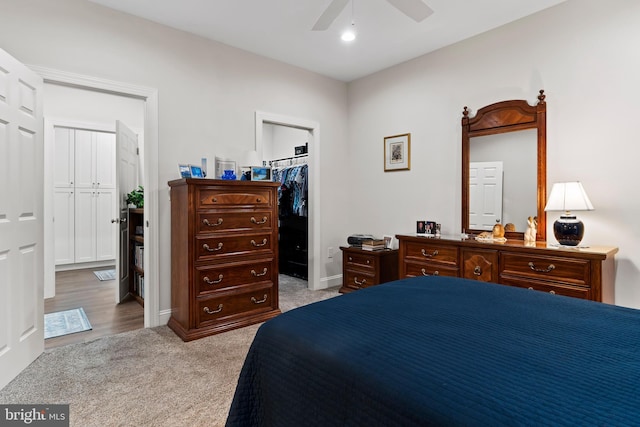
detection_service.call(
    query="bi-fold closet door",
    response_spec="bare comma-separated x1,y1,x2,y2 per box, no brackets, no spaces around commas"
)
53,127,116,266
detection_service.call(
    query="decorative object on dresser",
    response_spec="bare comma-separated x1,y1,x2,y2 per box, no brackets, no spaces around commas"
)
167,178,281,341
396,234,617,303
340,246,398,293
544,181,594,246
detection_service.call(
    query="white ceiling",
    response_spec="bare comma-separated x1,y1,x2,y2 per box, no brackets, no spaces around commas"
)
87,0,567,82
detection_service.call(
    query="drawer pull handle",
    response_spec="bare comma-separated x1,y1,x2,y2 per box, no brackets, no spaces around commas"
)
421,249,438,258
256,198,262,203
366,260,370,264
528,262,555,273
549,290,556,295
203,274,223,284
203,242,223,252
251,239,268,247
348,256,353,261
354,277,367,286
202,218,223,227
421,268,439,276
251,294,268,304
251,216,268,225
203,304,223,314
473,266,482,276
251,268,268,277
528,287,534,290
212,197,218,203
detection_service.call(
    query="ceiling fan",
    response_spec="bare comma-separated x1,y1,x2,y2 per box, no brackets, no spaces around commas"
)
312,0,434,31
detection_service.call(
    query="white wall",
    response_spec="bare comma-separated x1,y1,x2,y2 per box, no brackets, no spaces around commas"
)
264,123,308,161
347,0,640,307
0,0,350,316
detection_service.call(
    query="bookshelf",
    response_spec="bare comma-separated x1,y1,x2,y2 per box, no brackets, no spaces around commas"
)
129,208,144,306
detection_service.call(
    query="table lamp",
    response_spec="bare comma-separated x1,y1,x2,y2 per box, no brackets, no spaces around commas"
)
544,182,594,246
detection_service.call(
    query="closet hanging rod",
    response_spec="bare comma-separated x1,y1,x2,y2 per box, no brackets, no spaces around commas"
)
269,154,308,166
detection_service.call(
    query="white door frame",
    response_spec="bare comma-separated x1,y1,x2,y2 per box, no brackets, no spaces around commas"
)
255,111,322,290
31,65,160,327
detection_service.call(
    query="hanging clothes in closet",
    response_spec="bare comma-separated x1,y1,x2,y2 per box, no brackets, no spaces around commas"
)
273,163,308,218
272,158,308,279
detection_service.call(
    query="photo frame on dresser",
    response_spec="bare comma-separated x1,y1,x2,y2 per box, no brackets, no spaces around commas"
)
178,164,191,178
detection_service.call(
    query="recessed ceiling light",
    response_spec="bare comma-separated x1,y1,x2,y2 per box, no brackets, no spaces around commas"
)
341,29,356,42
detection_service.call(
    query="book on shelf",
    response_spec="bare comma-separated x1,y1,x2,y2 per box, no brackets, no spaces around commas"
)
361,239,386,251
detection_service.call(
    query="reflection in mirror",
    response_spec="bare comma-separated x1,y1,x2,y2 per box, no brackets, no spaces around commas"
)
469,129,537,231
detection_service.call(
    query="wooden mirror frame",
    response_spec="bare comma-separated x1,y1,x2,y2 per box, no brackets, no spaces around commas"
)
461,90,547,241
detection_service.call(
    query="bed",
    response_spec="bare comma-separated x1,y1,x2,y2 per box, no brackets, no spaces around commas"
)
226,276,640,426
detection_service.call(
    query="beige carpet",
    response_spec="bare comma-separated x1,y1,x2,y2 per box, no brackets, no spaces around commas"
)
0,275,339,427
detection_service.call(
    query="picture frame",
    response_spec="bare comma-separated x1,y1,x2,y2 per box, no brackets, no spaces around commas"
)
384,133,411,172
178,164,191,178
189,164,204,178
250,166,272,181
425,221,437,235
215,156,237,180
416,220,426,234
383,234,395,250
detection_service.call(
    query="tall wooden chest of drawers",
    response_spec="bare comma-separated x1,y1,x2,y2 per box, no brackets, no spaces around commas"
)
168,179,281,341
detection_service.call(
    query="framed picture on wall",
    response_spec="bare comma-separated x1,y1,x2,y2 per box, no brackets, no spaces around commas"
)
384,133,411,172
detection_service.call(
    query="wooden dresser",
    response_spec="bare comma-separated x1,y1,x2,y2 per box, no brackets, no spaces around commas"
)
340,246,398,293
168,178,281,341
396,234,618,303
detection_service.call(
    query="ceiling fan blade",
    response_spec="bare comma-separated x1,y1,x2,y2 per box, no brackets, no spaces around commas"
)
312,0,350,31
386,0,434,22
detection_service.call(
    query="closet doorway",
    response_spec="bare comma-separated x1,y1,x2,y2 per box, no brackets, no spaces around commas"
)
264,124,309,281
255,112,321,290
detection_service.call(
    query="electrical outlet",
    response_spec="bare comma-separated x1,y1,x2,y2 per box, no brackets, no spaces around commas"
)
327,246,334,259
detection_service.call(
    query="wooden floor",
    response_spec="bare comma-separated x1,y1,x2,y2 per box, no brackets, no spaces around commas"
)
45,268,144,349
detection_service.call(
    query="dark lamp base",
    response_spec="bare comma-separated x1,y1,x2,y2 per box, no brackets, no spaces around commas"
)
553,215,584,246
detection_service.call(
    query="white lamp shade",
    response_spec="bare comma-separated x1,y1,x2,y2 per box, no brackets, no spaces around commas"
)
544,182,594,212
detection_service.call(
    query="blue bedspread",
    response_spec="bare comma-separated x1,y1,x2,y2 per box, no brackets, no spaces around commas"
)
226,276,640,426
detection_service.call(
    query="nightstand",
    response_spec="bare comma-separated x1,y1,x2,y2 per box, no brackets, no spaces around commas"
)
340,246,399,293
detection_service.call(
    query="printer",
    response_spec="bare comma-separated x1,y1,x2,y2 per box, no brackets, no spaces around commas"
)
347,234,377,247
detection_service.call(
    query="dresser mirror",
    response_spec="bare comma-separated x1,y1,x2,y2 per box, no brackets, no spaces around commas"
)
461,90,547,241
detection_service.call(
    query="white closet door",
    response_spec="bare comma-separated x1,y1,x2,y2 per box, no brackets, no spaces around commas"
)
96,189,116,261
53,188,75,265
95,132,116,189
74,129,95,189
74,188,97,263
53,127,74,188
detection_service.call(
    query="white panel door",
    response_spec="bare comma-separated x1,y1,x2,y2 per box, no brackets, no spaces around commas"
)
116,121,139,303
74,129,95,189
0,48,44,390
469,161,503,230
96,189,116,261
53,188,75,265
95,131,116,189
74,188,97,263
53,127,74,188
